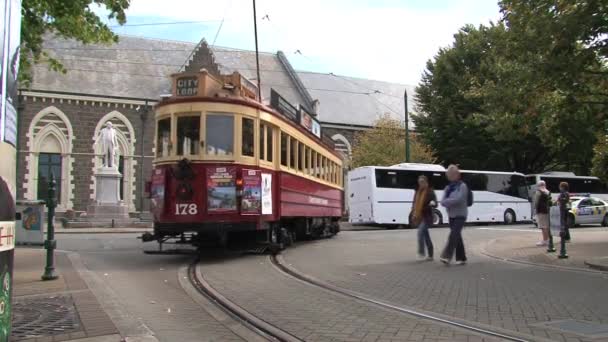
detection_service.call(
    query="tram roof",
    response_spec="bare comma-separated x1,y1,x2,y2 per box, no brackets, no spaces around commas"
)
29,35,413,128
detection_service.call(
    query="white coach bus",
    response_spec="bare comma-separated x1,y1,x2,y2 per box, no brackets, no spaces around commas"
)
526,172,608,201
348,163,530,227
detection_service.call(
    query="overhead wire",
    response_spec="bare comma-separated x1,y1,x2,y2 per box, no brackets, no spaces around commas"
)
109,20,224,28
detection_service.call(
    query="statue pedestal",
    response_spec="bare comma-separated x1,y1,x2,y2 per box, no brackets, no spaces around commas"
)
86,167,129,223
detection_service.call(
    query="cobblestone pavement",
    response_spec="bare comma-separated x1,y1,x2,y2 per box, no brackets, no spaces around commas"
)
200,253,502,342
482,228,608,270
56,234,244,342
282,227,608,342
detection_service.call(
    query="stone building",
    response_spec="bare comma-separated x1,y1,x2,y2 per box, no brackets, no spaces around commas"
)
16,35,413,216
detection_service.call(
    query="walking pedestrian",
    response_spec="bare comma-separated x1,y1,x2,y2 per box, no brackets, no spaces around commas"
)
557,181,571,241
534,181,551,246
439,165,469,265
411,175,436,261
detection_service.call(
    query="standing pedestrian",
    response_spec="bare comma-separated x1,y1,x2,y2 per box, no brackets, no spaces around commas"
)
440,165,469,265
411,175,436,261
534,181,551,246
557,181,571,241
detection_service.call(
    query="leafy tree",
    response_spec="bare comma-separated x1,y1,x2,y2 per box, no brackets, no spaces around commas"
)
414,4,606,174
20,0,130,86
592,131,608,184
351,114,436,168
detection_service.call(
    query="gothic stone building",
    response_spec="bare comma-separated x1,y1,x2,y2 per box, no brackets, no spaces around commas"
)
17,35,413,216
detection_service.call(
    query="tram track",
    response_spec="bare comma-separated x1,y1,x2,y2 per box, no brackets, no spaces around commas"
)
269,254,536,342
187,259,304,342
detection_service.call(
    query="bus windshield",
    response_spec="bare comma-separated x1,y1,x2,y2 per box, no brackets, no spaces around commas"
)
462,172,528,199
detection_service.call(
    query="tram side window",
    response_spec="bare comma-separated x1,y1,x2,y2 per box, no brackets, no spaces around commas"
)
280,132,288,166
316,153,321,178
266,126,273,162
242,117,255,157
290,138,298,169
206,114,234,157
298,141,304,172
157,118,171,157
259,123,265,160
312,151,318,178
304,147,310,174
177,116,200,156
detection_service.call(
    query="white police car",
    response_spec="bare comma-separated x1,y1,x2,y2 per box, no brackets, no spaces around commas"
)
568,196,608,227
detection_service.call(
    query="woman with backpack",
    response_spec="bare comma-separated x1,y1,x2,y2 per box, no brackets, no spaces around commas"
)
439,164,469,265
534,181,551,246
411,175,437,261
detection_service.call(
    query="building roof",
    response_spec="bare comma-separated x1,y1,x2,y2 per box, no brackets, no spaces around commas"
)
297,72,414,127
30,35,414,127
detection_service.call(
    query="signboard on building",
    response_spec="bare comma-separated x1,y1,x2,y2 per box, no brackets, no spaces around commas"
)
176,76,198,96
270,89,298,122
0,0,20,147
207,167,237,213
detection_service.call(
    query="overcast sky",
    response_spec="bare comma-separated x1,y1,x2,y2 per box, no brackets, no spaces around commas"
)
102,0,501,86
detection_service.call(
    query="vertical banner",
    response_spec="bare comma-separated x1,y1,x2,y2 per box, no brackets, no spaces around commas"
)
1,0,20,146
241,169,261,215
261,173,272,215
150,168,166,218
207,166,237,213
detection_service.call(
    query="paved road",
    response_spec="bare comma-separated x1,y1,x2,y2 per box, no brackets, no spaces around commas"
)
283,226,608,342
56,234,244,342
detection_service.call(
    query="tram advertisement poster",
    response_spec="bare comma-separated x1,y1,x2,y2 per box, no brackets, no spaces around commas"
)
150,168,166,215
207,167,237,213
261,173,272,215
241,169,261,215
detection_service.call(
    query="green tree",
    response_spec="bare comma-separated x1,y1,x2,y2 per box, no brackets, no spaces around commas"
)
351,114,436,168
20,0,130,86
592,132,608,184
415,4,606,174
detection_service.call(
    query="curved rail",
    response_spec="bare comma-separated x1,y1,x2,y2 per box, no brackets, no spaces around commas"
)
187,260,304,342
270,254,533,342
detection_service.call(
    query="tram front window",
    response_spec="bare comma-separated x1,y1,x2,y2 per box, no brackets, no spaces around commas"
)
177,115,200,156
206,114,234,157
157,118,171,157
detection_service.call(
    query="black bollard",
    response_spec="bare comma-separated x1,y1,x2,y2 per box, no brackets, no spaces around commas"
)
41,174,58,280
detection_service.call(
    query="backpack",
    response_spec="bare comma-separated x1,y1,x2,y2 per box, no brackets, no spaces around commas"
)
465,183,474,207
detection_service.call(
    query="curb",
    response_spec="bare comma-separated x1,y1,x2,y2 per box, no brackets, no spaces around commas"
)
481,239,608,275
584,257,608,271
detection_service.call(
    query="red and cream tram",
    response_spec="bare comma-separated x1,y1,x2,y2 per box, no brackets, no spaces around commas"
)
142,69,343,250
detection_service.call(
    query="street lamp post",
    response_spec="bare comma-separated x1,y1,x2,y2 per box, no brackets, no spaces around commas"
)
41,174,58,281
404,89,410,162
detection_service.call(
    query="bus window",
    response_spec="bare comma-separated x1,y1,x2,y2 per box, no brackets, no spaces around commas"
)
525,176,537,186
375,169,417,189
177,115,200,156
157,118,171,157
242,117,254,157
290,138,298,169
266,126,273,162
280,132,288,166
206,114,234,157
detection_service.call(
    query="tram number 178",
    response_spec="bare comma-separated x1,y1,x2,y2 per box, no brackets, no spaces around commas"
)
175,203,198,215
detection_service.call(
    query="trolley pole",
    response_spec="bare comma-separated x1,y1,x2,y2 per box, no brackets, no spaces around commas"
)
404,89,410,162
252,0,262,101
41,174,58,281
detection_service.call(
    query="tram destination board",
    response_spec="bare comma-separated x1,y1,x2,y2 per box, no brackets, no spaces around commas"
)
270,89,298,122
176,76,199,96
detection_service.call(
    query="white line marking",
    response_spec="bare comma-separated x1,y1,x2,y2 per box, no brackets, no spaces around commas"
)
476,227,537,232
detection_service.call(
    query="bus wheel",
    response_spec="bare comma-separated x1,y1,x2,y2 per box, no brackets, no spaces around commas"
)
503,209,516,225
432,210,443,226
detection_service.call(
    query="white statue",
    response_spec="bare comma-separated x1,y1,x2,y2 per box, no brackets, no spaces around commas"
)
95,122,119,169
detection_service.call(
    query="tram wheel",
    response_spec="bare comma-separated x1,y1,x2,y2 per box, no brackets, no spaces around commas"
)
269,225,285,252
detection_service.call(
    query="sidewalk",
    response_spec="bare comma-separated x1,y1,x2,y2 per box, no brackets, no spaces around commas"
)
12,248,120,342
483,228,608,272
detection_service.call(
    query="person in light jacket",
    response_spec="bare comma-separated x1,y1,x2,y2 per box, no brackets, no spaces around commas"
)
440,165,468,265
534,181,551,246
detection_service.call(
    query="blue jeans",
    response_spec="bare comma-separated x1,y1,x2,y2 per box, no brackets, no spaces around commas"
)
417,222,434,257
441,217,466,262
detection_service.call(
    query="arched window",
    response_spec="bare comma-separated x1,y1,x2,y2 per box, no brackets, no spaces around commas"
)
91,111,137,212
331,133,352,159
25,106,74,210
